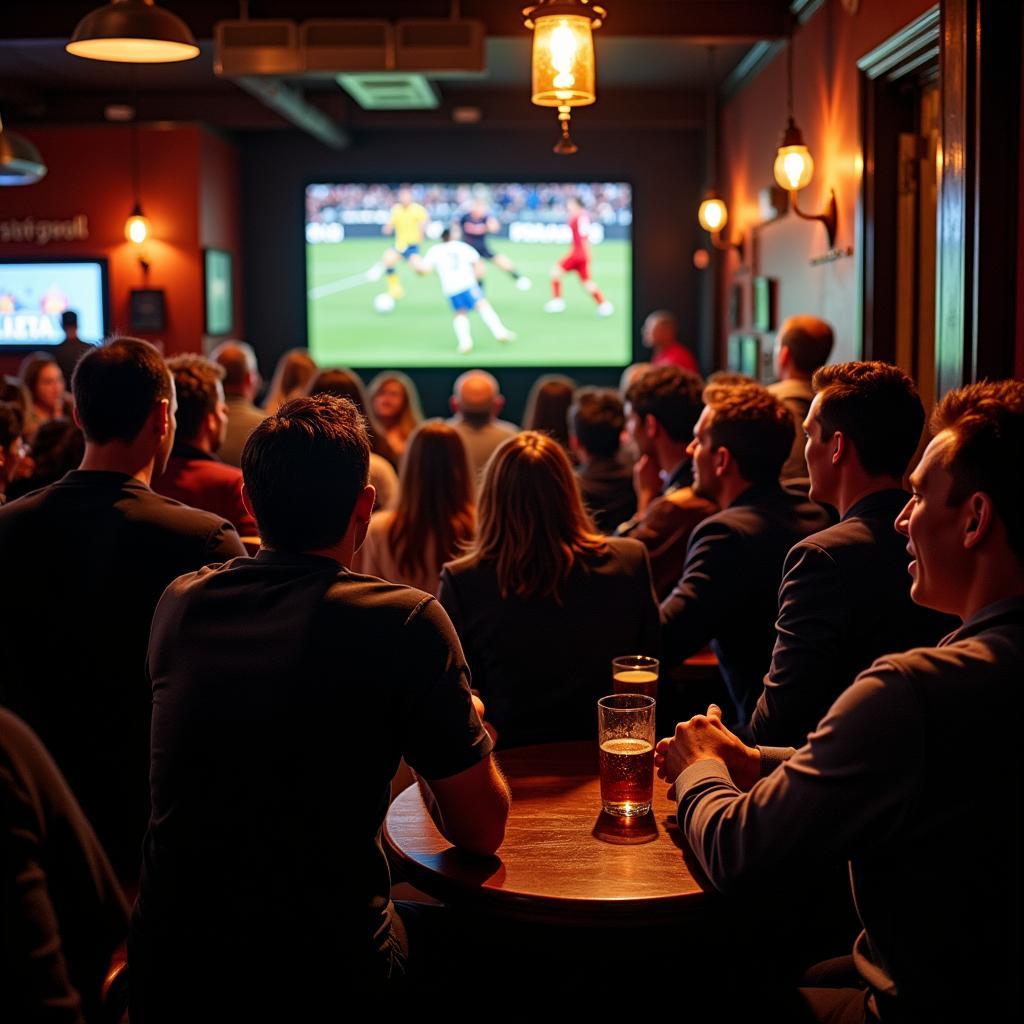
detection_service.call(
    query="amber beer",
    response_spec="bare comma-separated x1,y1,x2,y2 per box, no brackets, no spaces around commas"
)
597,694,656,817
612,655,659,699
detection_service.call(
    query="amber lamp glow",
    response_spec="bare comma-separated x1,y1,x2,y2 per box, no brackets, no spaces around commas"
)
67,1,199,64
698,196,728,233
524,1,605,154
773,117,815,192
125,204,150,244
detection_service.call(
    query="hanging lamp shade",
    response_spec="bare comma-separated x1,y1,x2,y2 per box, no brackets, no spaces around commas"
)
527,7,601,108
67,0,199,64
0,116,47,186
773,116,814,191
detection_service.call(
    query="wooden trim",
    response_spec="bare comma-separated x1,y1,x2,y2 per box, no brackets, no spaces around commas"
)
858,8,940,80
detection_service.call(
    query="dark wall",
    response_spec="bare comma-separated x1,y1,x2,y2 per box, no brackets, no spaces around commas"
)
237,123,707,420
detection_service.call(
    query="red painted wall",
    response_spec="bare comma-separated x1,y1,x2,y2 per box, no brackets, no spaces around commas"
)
718,0,935,366
0,123,242,377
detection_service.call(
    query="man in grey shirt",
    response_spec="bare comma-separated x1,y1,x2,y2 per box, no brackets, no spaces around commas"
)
657,379,1024,1023
446,369,518,481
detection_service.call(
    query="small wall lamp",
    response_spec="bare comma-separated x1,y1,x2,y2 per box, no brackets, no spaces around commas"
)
697,191,744,259
773,33,837,248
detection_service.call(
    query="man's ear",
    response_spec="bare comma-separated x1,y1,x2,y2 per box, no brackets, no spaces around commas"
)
963,491,994,550
714,446,731,478
494,395,505,414
643,413,659,441
351,484,376,553
449,395,459,414
240,482,255,521
153,398,170,440
777,345,791,373
831,430,846,466
73,406,84,431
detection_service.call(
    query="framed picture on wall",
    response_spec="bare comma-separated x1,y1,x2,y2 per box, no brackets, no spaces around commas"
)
752,276,777,332
204,249,233,336
728,281,745,330
130,288,166,332
727,333,762,380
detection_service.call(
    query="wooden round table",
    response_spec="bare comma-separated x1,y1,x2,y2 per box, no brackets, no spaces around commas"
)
384,741,711,927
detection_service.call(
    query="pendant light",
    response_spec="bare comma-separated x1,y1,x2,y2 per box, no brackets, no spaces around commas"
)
0,114,47,186
524,1,605,155
67,1,199,64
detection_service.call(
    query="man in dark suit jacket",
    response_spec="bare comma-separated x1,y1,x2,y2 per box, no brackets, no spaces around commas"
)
751,362,958,746
661,382,831,724
52,310,96,385
0,338,246,880
152,354,258,538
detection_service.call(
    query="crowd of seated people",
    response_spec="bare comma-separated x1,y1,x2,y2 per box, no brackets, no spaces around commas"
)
0,315,1020,1021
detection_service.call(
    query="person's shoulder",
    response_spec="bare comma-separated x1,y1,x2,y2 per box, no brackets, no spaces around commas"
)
135,485,236,537
601,535,650,573
493,418,519,435
323,572,449,634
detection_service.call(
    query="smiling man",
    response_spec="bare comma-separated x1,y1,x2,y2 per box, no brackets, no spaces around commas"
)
656,378,1024,1022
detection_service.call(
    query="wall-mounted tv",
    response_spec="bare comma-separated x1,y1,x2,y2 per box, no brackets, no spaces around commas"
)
305,181,632,368
0,258,108,349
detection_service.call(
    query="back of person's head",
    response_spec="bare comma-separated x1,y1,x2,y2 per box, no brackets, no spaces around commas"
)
211,340,258,395
523,374,576,449
703,381,794,486
452,369,502,423
167,355,225,444
308,368,396,465
618,362,650,398
241,394,370,552
267,348,318,409
643,309,678,346
930,379,1024,565
24,418,85,481
571,387,625,459
19,352,60,400
0,377,26,413
61,310,79,330
73,338,171,445
0,401,23,449
777,316,834,375
707,369,756,388
390,420,475,579
469,431,604,600
626,365,704,443
812,361,924,479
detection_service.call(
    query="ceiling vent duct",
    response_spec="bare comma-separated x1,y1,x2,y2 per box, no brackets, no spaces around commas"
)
337,74,439,110
301,20,392,75
214,19,300,76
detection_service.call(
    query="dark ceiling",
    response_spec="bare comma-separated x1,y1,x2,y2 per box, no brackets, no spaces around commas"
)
0,1,793,135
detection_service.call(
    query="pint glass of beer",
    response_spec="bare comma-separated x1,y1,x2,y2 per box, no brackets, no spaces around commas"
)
612,655,659,699
597,694,656,817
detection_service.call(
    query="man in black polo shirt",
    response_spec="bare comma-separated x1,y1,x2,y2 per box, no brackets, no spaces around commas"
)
657,379,1024,1022
131,395,510,1020
660,382,831,724
750,362,957,745
0,338,245,881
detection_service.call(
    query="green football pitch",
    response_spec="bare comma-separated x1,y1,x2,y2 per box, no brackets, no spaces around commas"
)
306,238,631,368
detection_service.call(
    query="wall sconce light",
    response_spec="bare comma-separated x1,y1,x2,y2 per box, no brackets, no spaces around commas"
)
524,0,605,155
773,32,837,247
67,0,199,64
125,121,151,251
697,191,744,259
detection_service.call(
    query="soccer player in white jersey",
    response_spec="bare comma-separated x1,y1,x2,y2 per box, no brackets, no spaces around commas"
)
416,224,515,355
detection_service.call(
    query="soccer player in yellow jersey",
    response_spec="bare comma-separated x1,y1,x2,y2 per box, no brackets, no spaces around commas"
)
381,186,428,300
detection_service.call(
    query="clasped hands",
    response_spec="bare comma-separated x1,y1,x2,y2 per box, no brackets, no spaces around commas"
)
654,704,761,794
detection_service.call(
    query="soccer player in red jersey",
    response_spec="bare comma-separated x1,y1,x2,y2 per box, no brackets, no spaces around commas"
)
544,196,614,317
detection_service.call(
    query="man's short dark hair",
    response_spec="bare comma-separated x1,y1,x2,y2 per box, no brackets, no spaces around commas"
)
241,395,370,552
931,379,1024,565
61,310,78,329
570,388,624,459
167,355,224,443
626,365,704,443
812,361,924,479
73,338,171,445
779,316,834,374
0,401,23,448
704,382,794,486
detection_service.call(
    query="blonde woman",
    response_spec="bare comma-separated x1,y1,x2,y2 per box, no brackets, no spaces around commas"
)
368,371,423,460
263,348,317,416
438,431,659,747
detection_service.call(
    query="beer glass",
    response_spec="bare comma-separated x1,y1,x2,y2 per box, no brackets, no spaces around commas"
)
612,655,659,699
597,694,656,817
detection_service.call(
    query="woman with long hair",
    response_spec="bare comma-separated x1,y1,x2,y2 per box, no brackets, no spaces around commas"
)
522,374,576,452
19,352,69,441
438,431,659,747
367,371,423,460
263,349,318,415
354,420,474,594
